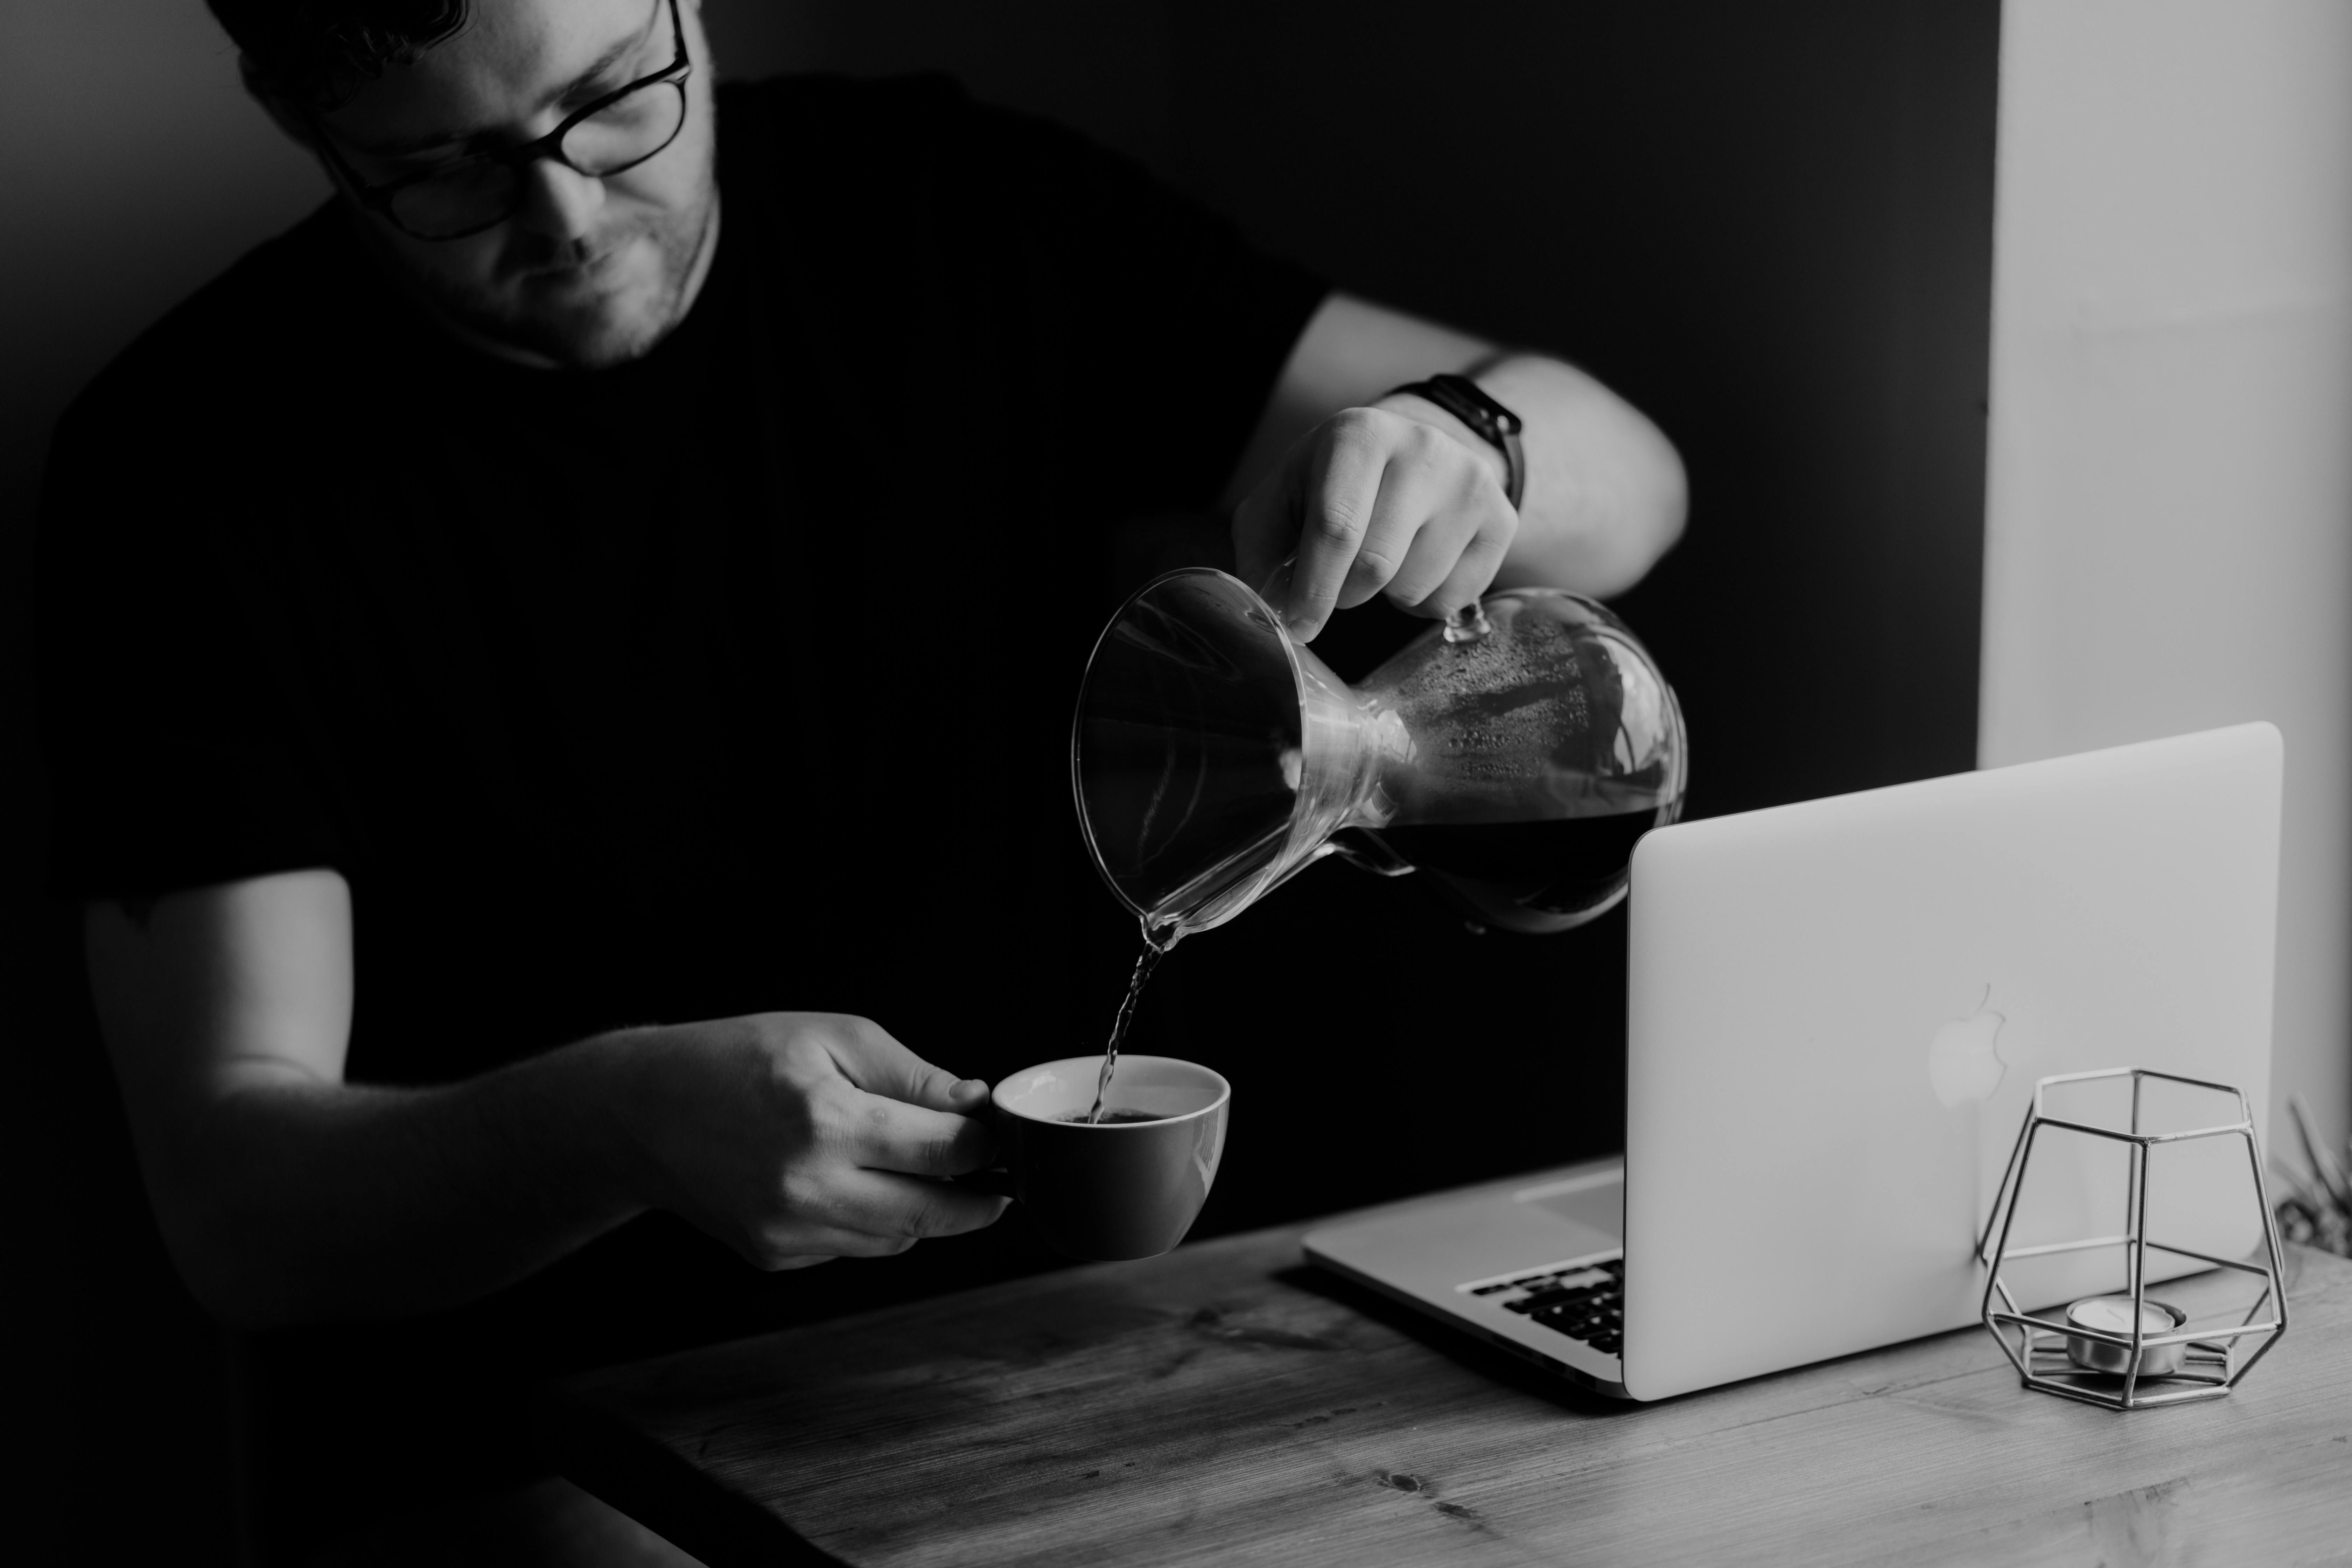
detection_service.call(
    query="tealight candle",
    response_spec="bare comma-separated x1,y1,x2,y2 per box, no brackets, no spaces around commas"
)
2064,1295,2188,1377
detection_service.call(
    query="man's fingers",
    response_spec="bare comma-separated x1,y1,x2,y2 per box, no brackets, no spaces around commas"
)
828,1170,1011,1241
1409,514,1516,621
737,1228,912,1270
1340,447,1456,610
1283,413,1388,640
1384,488,1516,618
822,1015,988,1113
1232,402,1519,640
821,1086,998,1178
762,1170,1002,1269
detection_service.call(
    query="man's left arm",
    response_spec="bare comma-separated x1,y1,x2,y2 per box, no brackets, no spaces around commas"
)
1227,293,1687,642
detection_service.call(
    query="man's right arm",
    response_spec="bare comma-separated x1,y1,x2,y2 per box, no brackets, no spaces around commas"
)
86,869,1007,1328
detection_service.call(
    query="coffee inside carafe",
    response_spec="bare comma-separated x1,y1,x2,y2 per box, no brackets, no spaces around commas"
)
1371,810,1668,931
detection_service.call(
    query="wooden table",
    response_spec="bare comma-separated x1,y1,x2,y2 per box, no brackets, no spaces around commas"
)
543,1225,2352,1567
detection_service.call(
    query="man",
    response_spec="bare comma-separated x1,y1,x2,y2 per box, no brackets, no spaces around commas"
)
39,0,1684,1558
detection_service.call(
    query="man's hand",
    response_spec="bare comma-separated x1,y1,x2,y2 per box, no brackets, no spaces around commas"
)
620,1012,1007,1270
1233,397,1518,644
1223,294,1688,642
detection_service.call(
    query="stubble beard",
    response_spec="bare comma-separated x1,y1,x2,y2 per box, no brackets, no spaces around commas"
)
377,154,720,370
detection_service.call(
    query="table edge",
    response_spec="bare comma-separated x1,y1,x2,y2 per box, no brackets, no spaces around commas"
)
532,1384,845,1568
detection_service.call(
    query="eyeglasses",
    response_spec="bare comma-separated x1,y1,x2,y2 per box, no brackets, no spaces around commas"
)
309,0,691,242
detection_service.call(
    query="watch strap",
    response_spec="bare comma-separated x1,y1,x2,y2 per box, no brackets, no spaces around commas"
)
1385,372,1525,510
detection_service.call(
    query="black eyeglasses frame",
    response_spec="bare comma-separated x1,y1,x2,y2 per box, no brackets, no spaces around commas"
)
306,0,691,242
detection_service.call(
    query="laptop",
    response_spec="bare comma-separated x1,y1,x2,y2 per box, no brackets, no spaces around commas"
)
1303,723,2282,1400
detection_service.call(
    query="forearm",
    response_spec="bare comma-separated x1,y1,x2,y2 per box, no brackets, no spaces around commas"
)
148,1031,652,1327
1466,354,1687,598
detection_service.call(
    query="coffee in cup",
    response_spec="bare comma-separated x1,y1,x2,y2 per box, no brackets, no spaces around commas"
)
987,1055,1230,1261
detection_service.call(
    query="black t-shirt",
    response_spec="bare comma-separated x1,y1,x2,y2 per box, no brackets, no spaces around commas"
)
43,75,1322,1079
38,74,1323,1548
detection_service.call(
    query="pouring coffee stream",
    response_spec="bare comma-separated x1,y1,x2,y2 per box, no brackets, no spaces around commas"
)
1086,926,1175,1124
1070,568,1687,1114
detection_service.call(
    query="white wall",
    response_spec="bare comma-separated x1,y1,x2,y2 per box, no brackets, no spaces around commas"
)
1981,0,2352,1155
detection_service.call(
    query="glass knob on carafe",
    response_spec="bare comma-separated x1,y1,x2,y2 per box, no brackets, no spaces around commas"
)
1441,599,1494,644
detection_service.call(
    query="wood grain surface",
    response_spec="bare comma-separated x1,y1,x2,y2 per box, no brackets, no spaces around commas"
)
545,1230,2352,1567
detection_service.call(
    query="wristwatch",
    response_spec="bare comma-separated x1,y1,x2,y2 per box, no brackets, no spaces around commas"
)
1384,372,1525,510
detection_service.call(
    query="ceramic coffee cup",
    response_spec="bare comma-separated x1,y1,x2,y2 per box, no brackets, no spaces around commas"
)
986,1055,1231,1261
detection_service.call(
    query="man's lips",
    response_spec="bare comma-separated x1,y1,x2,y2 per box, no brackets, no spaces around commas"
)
506,235,637,284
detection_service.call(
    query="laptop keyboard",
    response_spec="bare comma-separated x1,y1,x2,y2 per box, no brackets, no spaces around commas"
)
1466,1257,1625,1357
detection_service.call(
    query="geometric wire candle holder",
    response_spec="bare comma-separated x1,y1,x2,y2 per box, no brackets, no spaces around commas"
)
1977,1068,2289,1410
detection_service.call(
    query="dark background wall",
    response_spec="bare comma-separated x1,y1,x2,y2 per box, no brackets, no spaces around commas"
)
9,3,1996,1560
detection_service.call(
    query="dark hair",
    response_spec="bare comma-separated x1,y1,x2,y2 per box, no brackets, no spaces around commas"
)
205,0,472,111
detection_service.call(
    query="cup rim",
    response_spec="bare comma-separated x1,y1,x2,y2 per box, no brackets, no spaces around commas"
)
992,1054,1231,1128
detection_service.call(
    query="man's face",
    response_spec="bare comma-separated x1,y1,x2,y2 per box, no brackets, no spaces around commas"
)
311,0,719,368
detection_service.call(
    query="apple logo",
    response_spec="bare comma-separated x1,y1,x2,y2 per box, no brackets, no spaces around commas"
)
1928,986,2009,1108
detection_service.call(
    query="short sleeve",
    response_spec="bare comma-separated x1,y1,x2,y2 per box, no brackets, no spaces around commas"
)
36,346,344,903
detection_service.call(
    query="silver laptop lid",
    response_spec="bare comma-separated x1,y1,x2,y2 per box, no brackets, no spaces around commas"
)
1622,724,2281,1400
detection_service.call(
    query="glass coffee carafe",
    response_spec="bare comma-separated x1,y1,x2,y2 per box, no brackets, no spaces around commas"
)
1071,569,1687,939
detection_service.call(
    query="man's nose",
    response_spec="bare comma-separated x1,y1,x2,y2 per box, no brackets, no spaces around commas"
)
513,158,606,241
